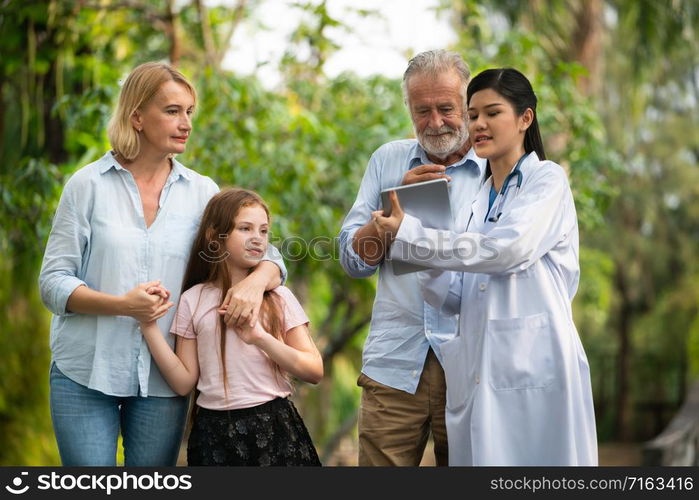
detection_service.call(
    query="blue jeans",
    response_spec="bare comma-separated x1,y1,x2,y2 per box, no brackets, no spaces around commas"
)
49,363,188,466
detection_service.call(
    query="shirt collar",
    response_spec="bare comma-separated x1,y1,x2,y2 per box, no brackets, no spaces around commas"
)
170,157,193,181
98,151,192,181
97,151,122,174
408,141,486,176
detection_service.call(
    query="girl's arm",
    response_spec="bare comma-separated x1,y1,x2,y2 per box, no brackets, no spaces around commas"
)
236,323,323,384
139,321,200,396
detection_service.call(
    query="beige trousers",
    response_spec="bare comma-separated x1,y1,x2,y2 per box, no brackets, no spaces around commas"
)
357,348,448,466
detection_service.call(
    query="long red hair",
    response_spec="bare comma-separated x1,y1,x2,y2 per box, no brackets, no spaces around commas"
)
179,187,285,396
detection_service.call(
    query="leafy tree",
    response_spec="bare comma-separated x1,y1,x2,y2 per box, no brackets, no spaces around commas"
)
2,0,696,464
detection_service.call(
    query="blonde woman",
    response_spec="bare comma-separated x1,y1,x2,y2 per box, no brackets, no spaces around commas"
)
39,62,285,466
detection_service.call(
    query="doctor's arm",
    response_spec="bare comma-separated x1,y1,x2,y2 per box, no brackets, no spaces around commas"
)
381,166,574,275
348,164,453,266
417,269,462,316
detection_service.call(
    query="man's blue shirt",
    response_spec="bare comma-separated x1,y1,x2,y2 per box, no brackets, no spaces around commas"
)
339,139,485,393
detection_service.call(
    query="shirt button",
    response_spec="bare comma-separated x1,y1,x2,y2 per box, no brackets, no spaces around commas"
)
425,329,432,335
479,282,487,291
412,370,418,377
476,376,480,384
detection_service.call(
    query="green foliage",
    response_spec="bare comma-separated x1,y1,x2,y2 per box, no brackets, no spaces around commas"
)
2,0,697,462
0,272,57,465
688,316,699,379
1,0,413,462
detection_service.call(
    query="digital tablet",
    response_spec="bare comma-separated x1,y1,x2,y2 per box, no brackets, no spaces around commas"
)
380,178,452,275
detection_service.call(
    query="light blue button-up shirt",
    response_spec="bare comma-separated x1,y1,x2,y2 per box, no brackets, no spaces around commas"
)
339,139,485,393
39,151,286,397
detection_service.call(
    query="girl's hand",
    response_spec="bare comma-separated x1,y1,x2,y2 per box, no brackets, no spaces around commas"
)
372,190,405,243
143,284,172,328
234,321,266,346
219,274,266,328
122,280,174,323
145,284,171,301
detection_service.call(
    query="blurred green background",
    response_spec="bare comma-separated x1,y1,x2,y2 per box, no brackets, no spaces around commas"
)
1,0,698,465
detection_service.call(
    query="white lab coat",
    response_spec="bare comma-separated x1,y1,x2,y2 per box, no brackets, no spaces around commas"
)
391,152,598,465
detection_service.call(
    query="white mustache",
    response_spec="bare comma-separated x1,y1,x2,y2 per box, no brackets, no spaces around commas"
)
424,126,455,136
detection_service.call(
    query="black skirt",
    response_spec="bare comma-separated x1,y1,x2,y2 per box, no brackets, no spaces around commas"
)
187,397,321,466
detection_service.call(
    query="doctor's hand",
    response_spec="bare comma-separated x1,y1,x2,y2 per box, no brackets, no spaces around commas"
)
402,164,452,185
372,191,404,243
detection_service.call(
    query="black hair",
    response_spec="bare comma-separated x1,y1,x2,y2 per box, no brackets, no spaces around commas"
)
467,68,546,160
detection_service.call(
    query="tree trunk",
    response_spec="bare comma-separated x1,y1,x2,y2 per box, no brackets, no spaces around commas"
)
572,0,604,96
614,264,633,441
164,0,181,66
44,61,67,164
216,0,248,67
194,0,216,67
0,72,5,162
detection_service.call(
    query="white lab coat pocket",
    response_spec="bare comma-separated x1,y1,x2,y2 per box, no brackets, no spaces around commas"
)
440,335,468,410
487,312,555,391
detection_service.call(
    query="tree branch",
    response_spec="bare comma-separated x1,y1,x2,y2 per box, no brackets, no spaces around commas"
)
215,0,248,67
320,410,358,464
194,0,216,67
321,313,370,364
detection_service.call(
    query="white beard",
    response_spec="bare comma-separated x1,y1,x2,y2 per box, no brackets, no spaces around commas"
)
416,123,468,159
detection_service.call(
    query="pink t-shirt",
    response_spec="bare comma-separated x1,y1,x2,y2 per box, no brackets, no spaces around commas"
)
171,284,310,410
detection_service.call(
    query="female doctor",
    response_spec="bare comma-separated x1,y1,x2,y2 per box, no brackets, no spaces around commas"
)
373,68,597,465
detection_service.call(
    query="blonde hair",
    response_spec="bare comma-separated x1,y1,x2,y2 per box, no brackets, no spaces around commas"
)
107,62,197,161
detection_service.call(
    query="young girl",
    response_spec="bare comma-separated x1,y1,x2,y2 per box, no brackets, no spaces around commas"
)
374,68,597,465
140,188,323,466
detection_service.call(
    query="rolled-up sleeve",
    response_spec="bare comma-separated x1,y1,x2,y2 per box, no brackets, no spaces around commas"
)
339,232,379,277
264,244,288,285
38,175,91,316
338,151,383,278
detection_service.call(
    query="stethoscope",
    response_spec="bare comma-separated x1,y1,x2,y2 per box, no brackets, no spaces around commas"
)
487,153,527,222
466,153,527,229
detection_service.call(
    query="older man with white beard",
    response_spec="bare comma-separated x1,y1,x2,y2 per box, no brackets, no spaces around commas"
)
338,50,485,466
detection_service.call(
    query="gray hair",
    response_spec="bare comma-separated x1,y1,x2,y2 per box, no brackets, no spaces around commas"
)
401,50,471,111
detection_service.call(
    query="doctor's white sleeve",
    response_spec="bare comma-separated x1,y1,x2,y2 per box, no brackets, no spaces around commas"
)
391,163,576,275
417,269,462,316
